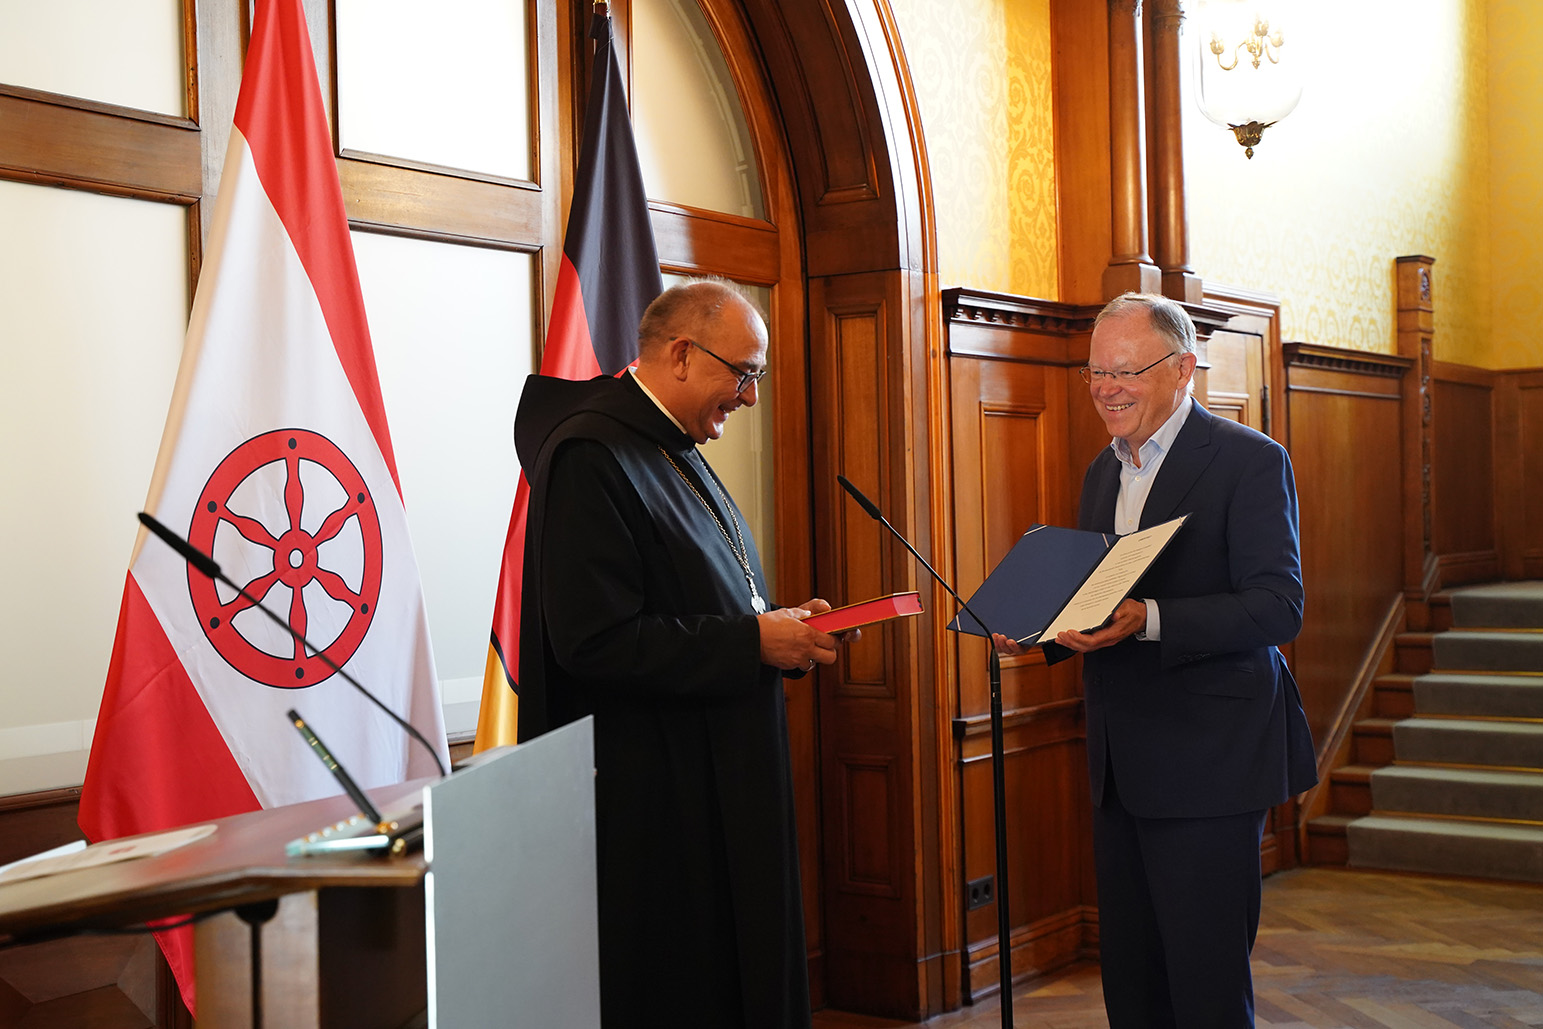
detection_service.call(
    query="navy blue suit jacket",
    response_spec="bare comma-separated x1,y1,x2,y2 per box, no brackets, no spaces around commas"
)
1065,403,1317,819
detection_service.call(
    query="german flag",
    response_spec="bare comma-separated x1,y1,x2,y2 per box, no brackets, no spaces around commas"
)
474,10,662,751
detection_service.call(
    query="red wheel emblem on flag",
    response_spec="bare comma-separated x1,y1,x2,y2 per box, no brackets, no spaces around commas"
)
188,429,383,688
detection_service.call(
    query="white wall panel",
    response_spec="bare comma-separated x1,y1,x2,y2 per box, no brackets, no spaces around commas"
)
337,0,531,181
0,181,188,791
351,230,534,733
0,0,184,116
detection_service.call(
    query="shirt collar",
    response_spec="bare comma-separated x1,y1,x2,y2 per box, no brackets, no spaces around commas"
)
1110,394,1194,468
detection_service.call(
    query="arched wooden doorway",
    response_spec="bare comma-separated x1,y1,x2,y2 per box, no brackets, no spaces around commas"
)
609,0,949,1017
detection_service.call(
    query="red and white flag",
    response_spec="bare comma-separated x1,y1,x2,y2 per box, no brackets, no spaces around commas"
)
78,0,447,1009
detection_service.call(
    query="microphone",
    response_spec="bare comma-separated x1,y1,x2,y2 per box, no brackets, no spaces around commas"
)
836,475,995,637
286,709,385,828
137,511,448,778
835,475,1017,1029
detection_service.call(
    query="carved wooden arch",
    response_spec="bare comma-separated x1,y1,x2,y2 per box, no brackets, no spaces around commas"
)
684,0,952,1018
586,0,948,1015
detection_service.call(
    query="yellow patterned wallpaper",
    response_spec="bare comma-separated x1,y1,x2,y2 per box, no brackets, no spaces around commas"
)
1487,0,1543,369
886,0,1537,368
1183,0,1502,365
887,0,1058,299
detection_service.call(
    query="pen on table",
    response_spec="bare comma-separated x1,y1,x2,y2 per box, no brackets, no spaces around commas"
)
286,708,385,828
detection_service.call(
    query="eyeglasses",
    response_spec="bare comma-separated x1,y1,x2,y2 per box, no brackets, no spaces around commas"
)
1079,351,1179,384
685,339,768,394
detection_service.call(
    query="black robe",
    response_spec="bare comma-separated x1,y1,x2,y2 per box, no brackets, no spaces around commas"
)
514,373,810,1029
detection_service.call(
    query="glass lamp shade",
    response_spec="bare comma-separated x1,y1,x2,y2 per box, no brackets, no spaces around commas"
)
1191,0,1303,136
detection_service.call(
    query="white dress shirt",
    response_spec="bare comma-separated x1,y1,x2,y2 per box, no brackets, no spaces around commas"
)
1108,395,1194,641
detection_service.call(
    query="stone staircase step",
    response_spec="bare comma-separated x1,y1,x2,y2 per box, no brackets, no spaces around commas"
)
1318,585,1543,884
1346,814,1543,883
1449,581,1543,629
1391,717,1543,769
1432,630,1543,674
1370,765,1543,822
1414,672,1543,719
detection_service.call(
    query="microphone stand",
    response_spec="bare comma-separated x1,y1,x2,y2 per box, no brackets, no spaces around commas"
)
137,511,448,779
837,477,1015,1029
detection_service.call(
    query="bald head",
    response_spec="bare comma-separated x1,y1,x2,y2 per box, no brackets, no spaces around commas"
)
638,279,762,360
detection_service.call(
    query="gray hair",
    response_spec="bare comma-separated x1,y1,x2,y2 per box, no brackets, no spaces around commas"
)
1094,292,1197,357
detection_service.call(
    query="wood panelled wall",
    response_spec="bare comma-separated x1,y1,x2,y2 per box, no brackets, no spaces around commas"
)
1281,345,1410,755
1427,360,1543,585
944,291,1097,999
1433,364,1500,583
1497,370,1543,580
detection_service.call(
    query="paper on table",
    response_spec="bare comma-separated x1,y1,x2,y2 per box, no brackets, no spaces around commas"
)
0,840,85,879
0,824,216,886
1036,517,1187,640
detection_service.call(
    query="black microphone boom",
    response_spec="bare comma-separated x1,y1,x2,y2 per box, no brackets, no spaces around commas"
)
836,475,1017,1028
137,510,447,778
139,508,221,580
837,475,995,638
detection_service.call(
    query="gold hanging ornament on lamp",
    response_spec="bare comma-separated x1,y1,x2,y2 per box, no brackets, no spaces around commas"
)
1191,1,1303,158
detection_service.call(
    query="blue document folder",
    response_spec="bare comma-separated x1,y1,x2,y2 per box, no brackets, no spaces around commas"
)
948,516,1187,645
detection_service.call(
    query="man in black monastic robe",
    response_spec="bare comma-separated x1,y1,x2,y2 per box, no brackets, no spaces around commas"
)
515,281,844,1029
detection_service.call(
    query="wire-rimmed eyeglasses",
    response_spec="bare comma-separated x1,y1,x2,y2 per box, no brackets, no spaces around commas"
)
685,338,768,394
1079,351,1178,385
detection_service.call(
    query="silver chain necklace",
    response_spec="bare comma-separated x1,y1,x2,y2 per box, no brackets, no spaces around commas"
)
656,445,767,614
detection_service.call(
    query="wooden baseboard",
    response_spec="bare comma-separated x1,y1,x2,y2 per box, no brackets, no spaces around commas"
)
964,906,1085,1001
1437,550,1502,587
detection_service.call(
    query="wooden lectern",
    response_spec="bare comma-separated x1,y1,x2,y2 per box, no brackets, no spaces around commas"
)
0,718,599,1029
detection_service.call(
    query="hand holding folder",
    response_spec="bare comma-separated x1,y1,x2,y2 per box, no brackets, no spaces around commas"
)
948,516,1187,646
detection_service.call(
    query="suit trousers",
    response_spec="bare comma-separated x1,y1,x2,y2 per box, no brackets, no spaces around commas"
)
1093,768,1268,1029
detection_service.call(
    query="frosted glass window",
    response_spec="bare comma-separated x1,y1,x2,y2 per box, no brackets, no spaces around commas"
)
633,0,764,219
337,0,531,181
0,0,184,116
689,279,776,597
0,181,188,788
352,232,534,717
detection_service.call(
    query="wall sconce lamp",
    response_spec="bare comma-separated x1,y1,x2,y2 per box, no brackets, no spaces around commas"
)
1191,1,1303,158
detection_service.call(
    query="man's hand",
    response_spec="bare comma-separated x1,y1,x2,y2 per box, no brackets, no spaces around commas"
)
1054,598,1148,653
991,633,1027,657
757,598,846,671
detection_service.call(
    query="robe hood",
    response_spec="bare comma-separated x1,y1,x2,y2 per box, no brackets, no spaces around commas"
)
514,373,692,473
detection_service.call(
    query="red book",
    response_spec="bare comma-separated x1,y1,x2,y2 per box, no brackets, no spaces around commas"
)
802,592,923,633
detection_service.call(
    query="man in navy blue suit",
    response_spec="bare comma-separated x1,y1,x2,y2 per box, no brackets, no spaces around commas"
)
1000,293,1316,1027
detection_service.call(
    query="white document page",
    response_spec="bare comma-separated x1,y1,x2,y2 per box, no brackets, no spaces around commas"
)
0,824,216,886
1033,515,1187,642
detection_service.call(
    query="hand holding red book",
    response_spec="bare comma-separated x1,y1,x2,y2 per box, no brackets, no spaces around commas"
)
801,592,923,634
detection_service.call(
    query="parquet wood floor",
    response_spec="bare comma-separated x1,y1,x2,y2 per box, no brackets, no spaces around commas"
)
812,868,1543,1028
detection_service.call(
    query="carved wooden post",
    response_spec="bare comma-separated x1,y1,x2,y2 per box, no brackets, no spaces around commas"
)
1104,0,1161,298
1397,255,1437,610
1147,0,1202,303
